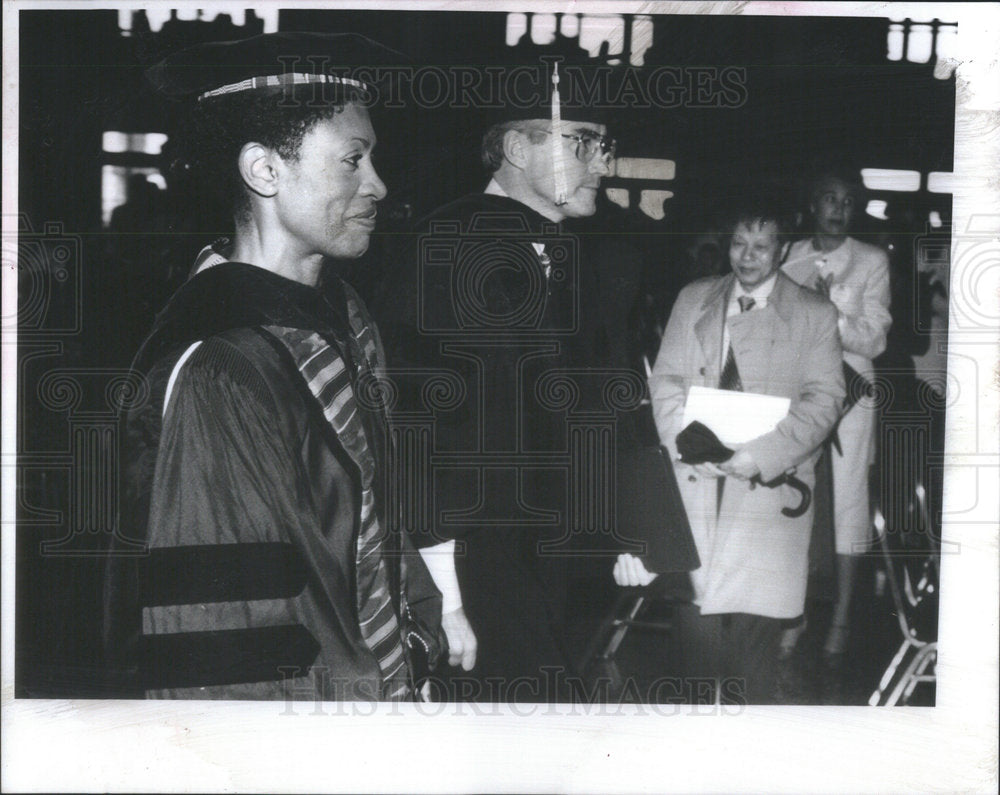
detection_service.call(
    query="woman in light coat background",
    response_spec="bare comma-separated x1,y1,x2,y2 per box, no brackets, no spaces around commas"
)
781,169,892,656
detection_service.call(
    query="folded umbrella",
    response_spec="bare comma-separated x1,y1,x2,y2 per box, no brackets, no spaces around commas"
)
676,421,812,519
813,275,875,454
830,362,876,455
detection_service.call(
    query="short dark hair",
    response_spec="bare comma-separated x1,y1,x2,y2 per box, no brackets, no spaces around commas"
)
480,120,548,172
180,83,366,222
722,197,794,247
807,165,865,207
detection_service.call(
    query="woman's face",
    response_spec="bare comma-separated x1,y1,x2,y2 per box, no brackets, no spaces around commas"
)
810,177,856,237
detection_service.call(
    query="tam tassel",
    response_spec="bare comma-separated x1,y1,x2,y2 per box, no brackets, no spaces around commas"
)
551,61,568,206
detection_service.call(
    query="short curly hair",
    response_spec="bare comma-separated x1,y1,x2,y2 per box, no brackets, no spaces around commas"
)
179,83,367,222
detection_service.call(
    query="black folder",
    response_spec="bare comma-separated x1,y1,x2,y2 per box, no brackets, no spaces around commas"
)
615,443,700,574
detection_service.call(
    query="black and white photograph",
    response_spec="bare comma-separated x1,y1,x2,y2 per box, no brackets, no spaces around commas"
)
3,1,997,791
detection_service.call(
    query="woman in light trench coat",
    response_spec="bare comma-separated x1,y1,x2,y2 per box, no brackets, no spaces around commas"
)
782,170,891,655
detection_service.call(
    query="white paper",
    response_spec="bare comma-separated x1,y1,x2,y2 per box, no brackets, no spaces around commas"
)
682,385,791,446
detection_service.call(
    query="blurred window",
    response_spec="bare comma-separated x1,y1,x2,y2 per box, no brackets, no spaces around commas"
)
100,132,168,227
861,169,921,192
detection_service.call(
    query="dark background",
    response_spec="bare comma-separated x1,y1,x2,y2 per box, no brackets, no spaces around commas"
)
16,9,953,697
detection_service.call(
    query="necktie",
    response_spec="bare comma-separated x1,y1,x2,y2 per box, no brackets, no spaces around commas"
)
716,295,755,513
718,295,756,392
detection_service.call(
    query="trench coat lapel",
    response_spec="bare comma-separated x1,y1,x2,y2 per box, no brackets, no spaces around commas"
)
693,274,734,382
727,272,795,393
699,273,811,618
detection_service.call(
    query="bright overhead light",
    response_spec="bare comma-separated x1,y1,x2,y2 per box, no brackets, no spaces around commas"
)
102,131,128,153
861,169,921,192
614,158,675,181
866,200,888,220
906,23,935,63
605,188,629,209
530,14,557,45
927,172,955,193
579,14,625,57
506,13,527,46
102,131,167,155
560,14,580,39
630,16,653,66
119,7,275,35
639,190,673,220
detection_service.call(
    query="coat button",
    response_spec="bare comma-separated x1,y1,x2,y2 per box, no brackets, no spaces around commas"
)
699,367,706,376
688,475,697,482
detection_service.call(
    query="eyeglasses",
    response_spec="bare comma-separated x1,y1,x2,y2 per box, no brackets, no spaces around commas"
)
540,129,617,163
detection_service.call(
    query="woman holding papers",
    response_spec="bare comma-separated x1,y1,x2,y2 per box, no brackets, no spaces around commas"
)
615,200,845,704
782,170,892,657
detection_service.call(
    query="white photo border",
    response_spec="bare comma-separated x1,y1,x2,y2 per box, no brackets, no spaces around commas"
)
3,1,997,792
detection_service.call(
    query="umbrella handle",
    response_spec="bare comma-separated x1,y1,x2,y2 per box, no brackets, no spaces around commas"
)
752,470,812,518
780,475,811,518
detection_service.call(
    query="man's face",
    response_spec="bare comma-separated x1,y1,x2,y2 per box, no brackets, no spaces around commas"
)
521,121,612,221
729,219,784,291
273,102,387,260
810,177,856,237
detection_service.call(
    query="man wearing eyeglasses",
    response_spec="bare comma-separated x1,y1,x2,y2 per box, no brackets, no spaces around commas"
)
371,64,617,703
479,119,615,222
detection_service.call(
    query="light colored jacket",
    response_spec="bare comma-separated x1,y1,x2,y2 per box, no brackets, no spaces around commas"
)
782,236,891,378
650,271,845,617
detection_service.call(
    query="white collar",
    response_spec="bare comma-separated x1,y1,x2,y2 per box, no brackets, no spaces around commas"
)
733,271,778,304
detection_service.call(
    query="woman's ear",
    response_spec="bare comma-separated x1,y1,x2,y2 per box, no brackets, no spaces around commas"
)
238,142,279,198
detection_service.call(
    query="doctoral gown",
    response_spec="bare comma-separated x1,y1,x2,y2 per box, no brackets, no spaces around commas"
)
103,260,442,700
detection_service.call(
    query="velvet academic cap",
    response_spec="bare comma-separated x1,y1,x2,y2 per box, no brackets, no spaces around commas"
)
146,31,407,102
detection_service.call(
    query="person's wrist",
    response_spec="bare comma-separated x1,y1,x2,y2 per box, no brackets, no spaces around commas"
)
418,540,462,613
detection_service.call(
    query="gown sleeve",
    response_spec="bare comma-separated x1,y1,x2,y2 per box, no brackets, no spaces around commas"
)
141,334,329,699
